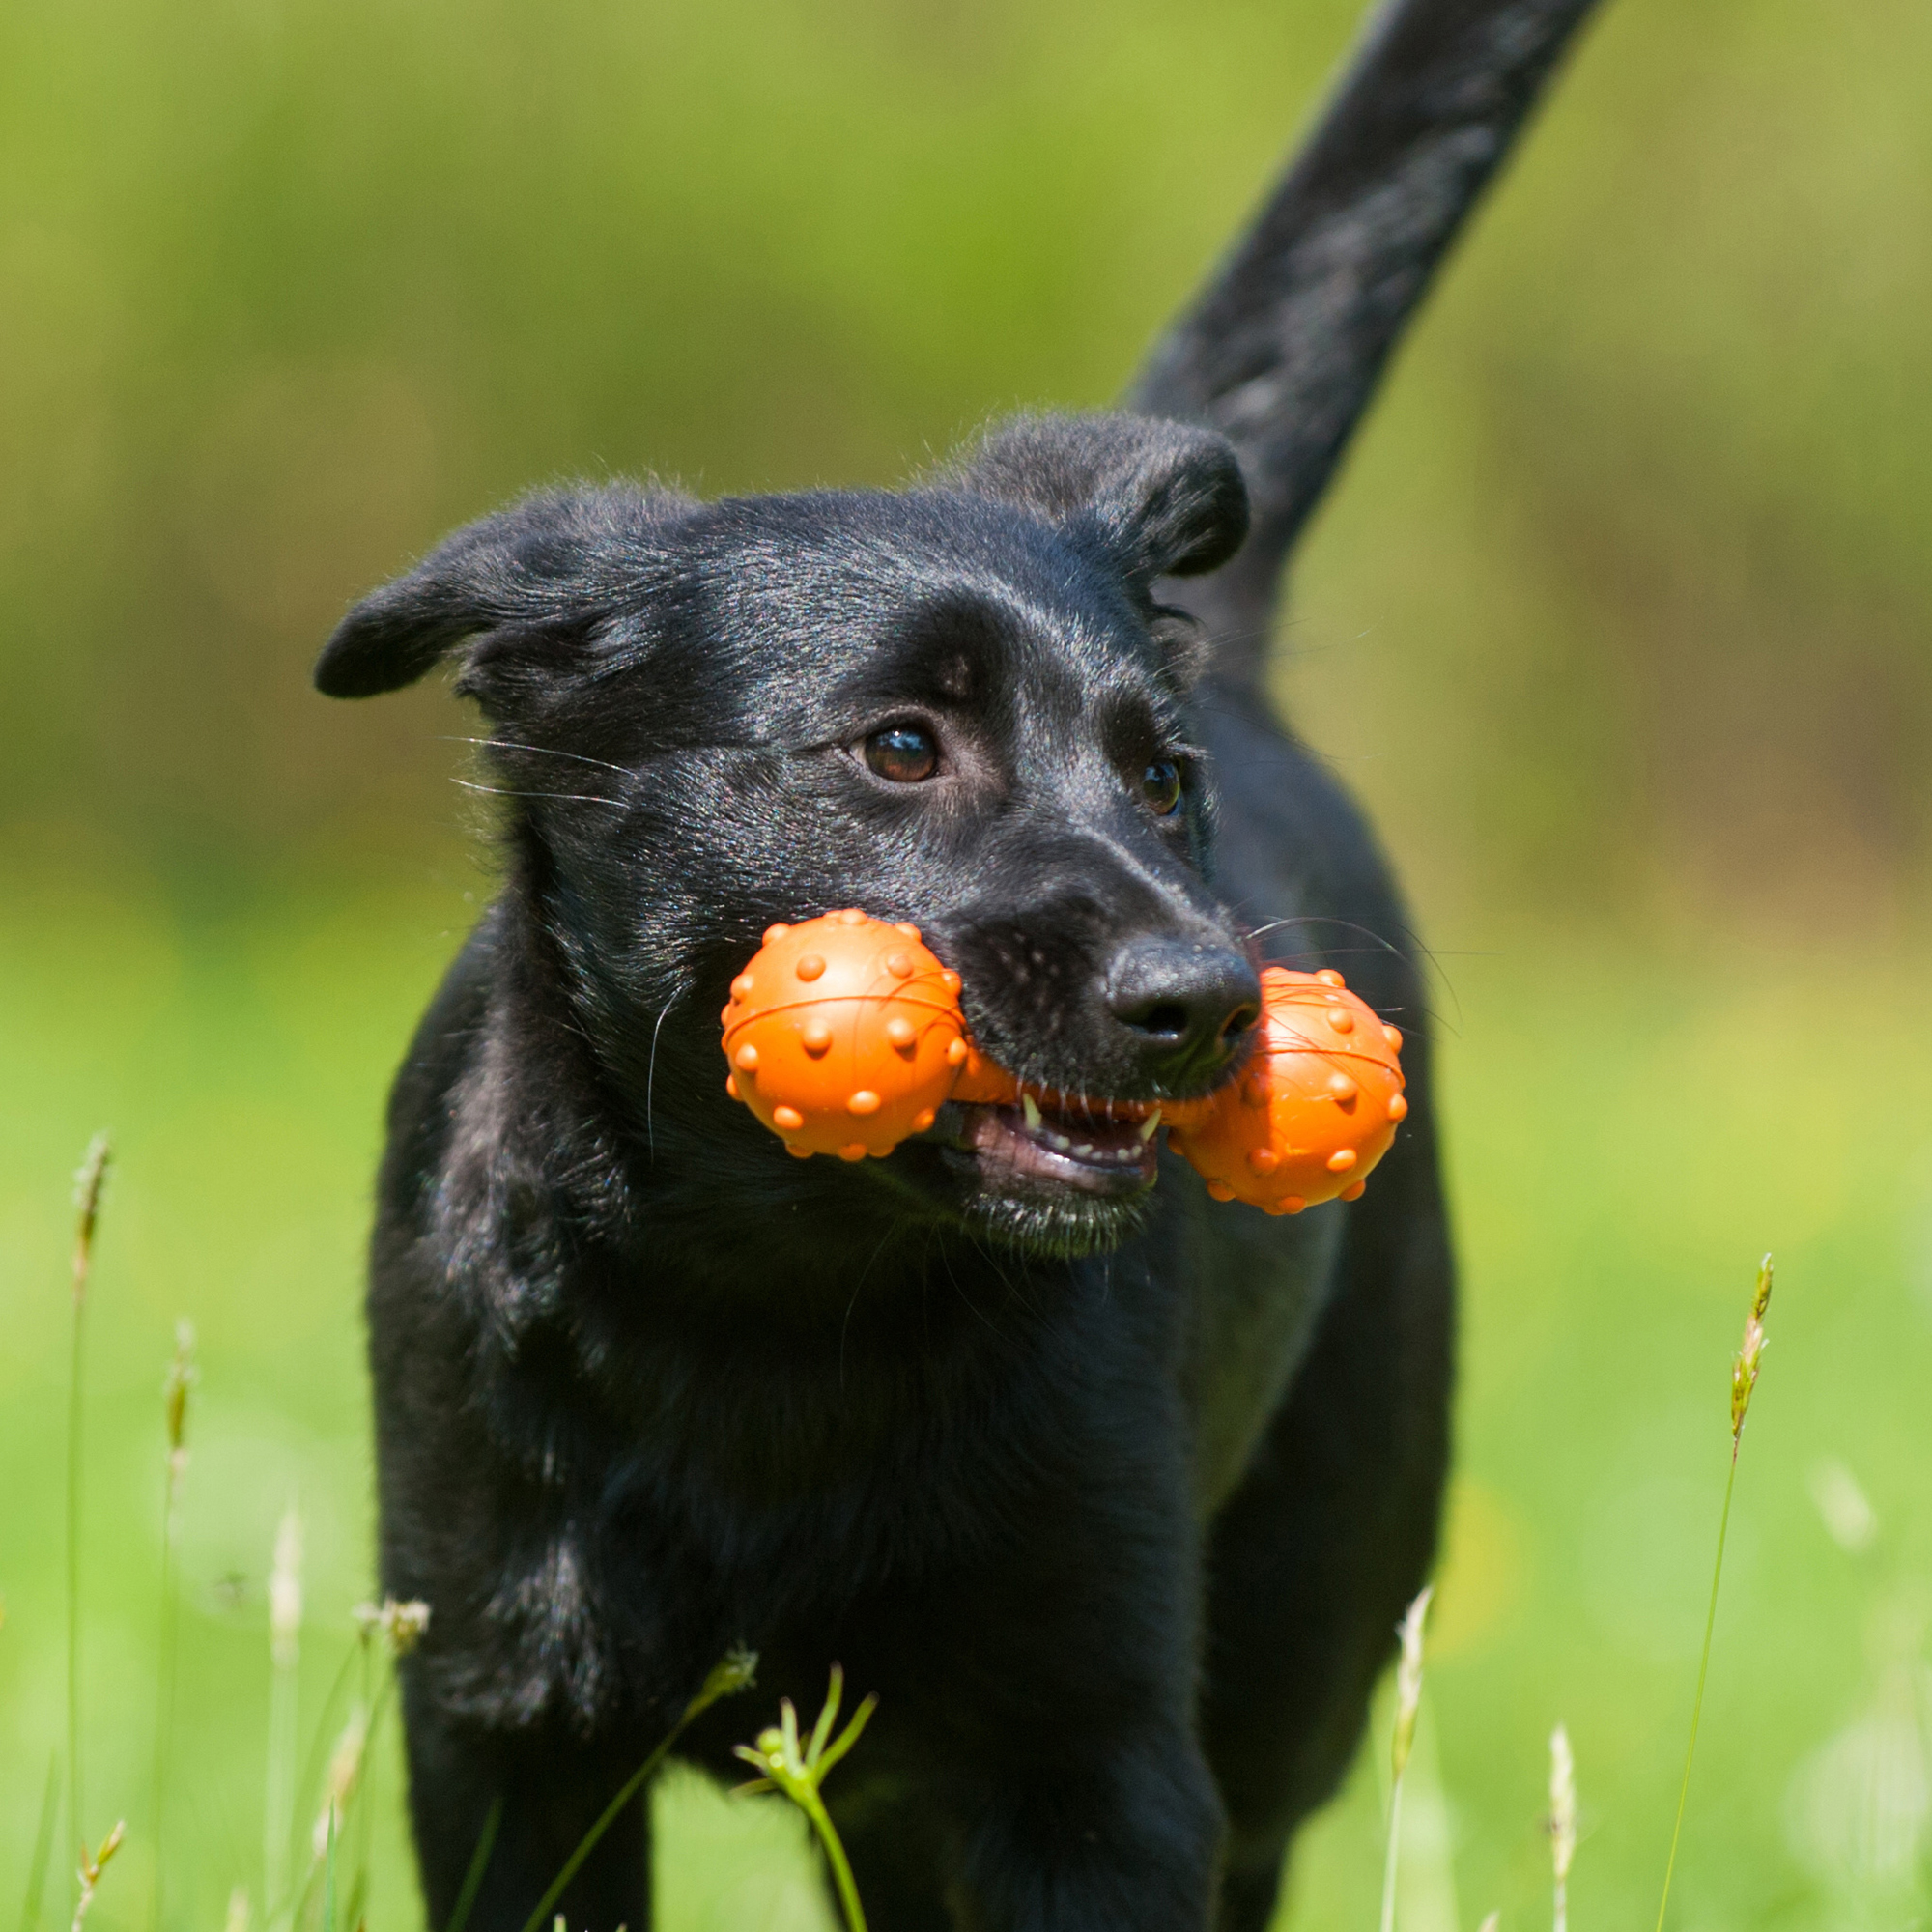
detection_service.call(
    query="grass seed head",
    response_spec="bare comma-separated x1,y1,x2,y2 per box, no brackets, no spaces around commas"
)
76,1821,124,1885
696,1644,759,1711
312,1707,370,1858
163,1319,197,1471
1548,1724,1576,1882
354,1596,432,1657
70,1133,111,1301
70,1820,125,1932
1730,1254,1774,1447
1391,1585,1433,1781
270,1505,303,1669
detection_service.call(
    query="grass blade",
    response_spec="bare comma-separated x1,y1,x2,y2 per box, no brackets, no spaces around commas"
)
18,1750,60,1932
347,1675,385,1928
516,1649,756,1932
320,1813,338,1932
443,1798,502,1932
513,1728,683,1932
290,1644,364,1867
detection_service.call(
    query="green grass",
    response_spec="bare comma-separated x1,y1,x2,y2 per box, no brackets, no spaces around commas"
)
4,857,1930,1929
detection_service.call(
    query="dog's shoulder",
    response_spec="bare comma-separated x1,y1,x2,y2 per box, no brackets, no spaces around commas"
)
380,907,499,1186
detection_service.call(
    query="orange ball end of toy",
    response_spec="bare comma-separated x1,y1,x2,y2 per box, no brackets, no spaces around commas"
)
720,911,968,1159
1169,967,1406,1212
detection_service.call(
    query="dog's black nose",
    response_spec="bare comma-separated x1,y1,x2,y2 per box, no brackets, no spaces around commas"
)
1104,938,1261,1083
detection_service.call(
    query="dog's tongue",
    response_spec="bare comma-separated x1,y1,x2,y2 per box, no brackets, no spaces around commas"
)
925,1036,1186,1192
956,1096,1160,1196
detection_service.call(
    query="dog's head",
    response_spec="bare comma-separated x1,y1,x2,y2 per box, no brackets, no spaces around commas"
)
318,412,1262,1256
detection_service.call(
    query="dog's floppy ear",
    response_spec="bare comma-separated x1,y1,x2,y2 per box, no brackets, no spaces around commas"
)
313,485,679,702
955,412,1249,585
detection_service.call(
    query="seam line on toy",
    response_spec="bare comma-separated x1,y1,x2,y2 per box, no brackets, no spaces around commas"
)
723,995,966,1032
1252,1038,1406,1071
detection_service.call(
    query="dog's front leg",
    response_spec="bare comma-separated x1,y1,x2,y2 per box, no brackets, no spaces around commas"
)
884,1469,1224,1932
396,1669,654,1932
952,1737,1225,1932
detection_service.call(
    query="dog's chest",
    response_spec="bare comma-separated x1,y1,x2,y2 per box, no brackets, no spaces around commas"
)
1171,1179,1347,1514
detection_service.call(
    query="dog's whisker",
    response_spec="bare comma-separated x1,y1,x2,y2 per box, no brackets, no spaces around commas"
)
442,735,644,781
944,1242,1011,1344
645,987,683,1163
1229,908,1466,1037
451,778,629,809
1236,913,1406,957
840,1224,902,1390
966,1229,1041,1321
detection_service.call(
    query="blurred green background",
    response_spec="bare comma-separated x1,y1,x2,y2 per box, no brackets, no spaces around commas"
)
4,0,1930,1927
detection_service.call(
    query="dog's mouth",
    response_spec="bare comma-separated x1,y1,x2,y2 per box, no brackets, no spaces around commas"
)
933,1093,1163,1198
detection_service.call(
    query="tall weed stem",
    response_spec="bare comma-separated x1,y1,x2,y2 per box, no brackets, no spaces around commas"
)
733,1666,877,1932
70,1824,124,1932
264,1507,303,1922
151,1321,196,1932
1378,1781,1406,1932
1548,1724,1576,1932
1653,1255,1773,1932
67,1136,111,1908
1378,1588,1432,1932
19,1750,61,1932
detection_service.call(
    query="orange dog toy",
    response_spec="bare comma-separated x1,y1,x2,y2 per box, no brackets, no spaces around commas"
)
1161,968,1406,1214
719,910,1011,1161
720,912,1405,1206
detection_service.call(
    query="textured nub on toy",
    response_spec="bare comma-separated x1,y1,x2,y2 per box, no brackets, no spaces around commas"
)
720,910,970,1161
1165,967,1407,1214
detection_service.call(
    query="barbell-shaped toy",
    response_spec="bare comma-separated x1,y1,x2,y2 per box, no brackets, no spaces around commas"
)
720,910,1406,1212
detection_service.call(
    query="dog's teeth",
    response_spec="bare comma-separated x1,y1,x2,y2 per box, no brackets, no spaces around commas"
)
1022,1094,1043,1131
1073,1143,1094,1158
1050,1133,1072,1151
1138,1110,1162,1142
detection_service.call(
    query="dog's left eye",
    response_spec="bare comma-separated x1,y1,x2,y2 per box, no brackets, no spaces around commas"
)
1141,759,1184,816
864,724,940,783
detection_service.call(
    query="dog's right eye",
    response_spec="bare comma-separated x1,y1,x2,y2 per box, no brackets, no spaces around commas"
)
864,724,940,783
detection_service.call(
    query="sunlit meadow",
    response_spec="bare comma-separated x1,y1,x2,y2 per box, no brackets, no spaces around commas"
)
4,0,1930,1922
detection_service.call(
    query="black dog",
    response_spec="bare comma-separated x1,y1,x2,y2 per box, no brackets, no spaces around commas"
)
315,5,1598,1927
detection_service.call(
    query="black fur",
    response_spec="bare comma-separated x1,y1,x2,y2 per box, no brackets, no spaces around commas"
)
316,3,1601,1926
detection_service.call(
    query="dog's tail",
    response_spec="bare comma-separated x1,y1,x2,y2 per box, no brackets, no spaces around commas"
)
1130,0,1603,696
